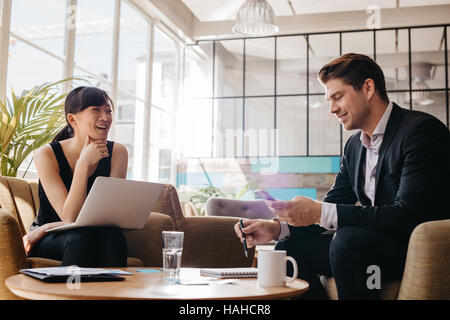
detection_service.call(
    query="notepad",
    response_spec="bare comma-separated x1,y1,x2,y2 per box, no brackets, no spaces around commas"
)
200,267,257,279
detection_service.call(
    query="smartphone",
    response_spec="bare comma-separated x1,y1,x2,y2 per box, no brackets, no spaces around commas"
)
254,189,277,201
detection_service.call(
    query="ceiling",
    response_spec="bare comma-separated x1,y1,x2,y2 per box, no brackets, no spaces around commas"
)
182,0,450,22
183,0,449,68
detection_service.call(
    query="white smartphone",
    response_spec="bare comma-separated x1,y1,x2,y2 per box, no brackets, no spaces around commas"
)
254,189,277,201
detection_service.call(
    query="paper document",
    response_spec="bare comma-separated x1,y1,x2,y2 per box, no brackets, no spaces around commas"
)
20,267,131,276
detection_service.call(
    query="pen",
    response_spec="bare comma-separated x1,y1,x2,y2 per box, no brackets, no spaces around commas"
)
239,219,248,258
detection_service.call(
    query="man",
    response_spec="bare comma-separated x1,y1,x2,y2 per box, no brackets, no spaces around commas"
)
234,53,450,299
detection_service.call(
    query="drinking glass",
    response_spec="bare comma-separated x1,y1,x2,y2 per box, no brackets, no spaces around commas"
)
162,231,184,280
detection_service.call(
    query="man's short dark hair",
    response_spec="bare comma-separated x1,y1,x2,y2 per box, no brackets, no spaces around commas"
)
318,53,389,103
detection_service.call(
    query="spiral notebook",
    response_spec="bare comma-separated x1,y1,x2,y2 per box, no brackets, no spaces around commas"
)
200,267,257,279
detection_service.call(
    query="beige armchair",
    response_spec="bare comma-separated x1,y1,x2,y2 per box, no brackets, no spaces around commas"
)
322,219,450,299
0,176,254,300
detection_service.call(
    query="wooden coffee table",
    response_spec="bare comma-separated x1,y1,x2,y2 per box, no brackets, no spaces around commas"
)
6,267,308,300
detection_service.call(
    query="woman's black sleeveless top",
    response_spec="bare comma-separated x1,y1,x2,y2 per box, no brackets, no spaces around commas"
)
31,140,114,228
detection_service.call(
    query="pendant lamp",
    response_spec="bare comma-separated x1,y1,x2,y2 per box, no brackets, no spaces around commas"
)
232,0,279,36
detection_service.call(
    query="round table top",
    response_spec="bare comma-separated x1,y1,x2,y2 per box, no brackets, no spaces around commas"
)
6,267,309,300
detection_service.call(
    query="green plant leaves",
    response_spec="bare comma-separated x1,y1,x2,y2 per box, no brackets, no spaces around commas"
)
0,79,73,177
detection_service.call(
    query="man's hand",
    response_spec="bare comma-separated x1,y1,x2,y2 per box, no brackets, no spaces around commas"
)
266,196,322,227
234,219,281,248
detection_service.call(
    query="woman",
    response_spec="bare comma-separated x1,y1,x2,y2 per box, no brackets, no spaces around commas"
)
23,86,129,267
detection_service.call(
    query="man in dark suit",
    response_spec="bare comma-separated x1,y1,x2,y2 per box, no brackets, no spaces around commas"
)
234,53,450,299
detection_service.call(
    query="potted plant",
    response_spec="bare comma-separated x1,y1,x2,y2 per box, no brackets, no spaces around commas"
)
0,79,71,177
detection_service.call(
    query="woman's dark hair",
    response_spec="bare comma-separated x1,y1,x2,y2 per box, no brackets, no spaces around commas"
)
53,86,113,142
318,53,389,103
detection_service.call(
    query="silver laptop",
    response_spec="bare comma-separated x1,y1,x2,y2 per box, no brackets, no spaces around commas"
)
46,177,165,234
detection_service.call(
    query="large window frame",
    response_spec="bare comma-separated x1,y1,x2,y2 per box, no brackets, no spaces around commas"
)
186,24,450,158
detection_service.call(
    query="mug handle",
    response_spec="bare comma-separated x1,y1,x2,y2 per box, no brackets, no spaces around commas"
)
284,256,298,283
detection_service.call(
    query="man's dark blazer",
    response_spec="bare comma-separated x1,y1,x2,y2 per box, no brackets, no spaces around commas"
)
320,102,450,244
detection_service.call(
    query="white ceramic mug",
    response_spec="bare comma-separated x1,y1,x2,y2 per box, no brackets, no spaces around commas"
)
257,250,298,287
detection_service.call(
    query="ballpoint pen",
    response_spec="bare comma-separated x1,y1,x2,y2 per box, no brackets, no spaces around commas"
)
239,219,248,258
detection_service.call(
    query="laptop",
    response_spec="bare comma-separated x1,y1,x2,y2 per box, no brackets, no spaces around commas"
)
46,177,165,234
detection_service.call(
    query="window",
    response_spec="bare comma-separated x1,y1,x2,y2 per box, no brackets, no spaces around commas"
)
184,25,450,159
245,38,275,96
277,96,307,156
6,0,66,176
7,0,65,95
148,27,178,183
215,39,244,97
409,27,447,125
116,1,149,180
182,42,214,157
213,98,243,158
244,97,275,157
309,95,340,155
73,0,114,83
277,36,307,95
1,0,185,184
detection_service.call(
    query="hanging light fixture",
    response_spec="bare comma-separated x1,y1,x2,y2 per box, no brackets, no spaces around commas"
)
233,0,279,36
403,62,435,106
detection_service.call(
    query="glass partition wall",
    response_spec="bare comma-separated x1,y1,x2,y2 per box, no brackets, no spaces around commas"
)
184,25,450,159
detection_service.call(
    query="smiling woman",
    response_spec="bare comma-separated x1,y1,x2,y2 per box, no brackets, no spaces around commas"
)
22,86,129,268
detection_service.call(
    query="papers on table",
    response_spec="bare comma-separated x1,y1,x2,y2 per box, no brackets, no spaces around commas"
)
19,267,130,282
20,267,131,276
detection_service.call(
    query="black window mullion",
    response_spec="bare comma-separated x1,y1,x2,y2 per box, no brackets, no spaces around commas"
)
373,29,377,61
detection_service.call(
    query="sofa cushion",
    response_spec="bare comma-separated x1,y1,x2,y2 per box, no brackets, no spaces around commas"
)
181,216,255,268
124,212,175,267
28,257,62,268
0,176,36,235
29,180,40,218
126,258,144,267
152,184,185,229
27,257,144,268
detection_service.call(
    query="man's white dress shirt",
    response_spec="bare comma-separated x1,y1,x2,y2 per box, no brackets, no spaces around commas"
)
278,102,393,240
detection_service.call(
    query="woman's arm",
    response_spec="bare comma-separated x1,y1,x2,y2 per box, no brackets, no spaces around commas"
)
34,145,70,219
23,221,66,255
35,144,88,223
110,142,128,179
